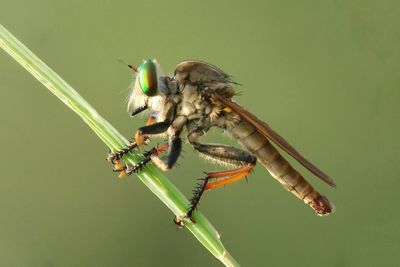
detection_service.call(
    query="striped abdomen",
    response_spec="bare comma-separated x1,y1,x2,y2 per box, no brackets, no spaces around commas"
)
227,119,334,216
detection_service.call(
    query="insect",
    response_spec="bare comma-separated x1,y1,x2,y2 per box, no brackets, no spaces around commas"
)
108,59,336,223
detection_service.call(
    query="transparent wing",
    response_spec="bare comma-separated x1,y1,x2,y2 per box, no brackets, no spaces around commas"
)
212,93,336,187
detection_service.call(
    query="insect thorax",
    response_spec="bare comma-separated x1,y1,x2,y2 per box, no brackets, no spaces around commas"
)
173,83,240,133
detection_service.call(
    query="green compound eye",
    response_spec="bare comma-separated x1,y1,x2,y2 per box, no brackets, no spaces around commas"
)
138,60,158,96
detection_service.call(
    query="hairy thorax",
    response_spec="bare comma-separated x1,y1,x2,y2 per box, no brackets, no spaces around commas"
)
172,83,239,136
175,84,213,132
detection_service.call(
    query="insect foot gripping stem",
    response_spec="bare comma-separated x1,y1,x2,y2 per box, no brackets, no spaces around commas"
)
107,136,151,164
173,216,186,228
112,143,169,178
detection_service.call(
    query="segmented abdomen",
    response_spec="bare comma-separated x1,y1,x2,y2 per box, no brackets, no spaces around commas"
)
227,119,334,215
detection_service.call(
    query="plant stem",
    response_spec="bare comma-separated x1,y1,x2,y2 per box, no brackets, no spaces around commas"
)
0,24,240,267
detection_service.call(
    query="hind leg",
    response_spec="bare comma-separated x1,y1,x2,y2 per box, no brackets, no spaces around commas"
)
180,131,257,222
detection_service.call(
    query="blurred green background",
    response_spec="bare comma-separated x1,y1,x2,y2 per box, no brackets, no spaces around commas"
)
1,0,399,266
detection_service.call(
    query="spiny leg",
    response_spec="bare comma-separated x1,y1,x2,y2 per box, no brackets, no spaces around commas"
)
186,142,257,221
113,143,169,177
150,136,182,171
107,137,150,164
107,115,156,164
188,163,255,219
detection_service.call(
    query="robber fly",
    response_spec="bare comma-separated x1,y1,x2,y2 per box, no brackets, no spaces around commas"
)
108,59,336,223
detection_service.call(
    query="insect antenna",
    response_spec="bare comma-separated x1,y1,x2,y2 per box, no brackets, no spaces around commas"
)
117,59,138,73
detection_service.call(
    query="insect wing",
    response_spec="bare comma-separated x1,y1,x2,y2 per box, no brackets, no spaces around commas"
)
174,60,235,85
212,93,336,187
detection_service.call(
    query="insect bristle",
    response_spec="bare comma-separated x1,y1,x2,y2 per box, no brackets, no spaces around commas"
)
198,153,242,168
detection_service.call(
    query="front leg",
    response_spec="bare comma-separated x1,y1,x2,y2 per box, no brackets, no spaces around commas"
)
109,119,171,168
135,120,171,145
134,101,176,145
107,114,156,163
113,143,169,177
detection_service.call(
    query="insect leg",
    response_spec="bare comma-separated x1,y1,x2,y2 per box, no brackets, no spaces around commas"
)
113,143,169,178
185,131,257,220
106,137,150,163
134,101,176,145
134,119,171,145
187,162,255,220
150,136,182,171
107,115,156,163
148,114,187,171
196,144,257,168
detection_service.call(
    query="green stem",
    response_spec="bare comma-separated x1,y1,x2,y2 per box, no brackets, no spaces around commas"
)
0,24,240,267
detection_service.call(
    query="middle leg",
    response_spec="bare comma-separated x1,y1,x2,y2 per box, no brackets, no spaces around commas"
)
149,115,188,171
